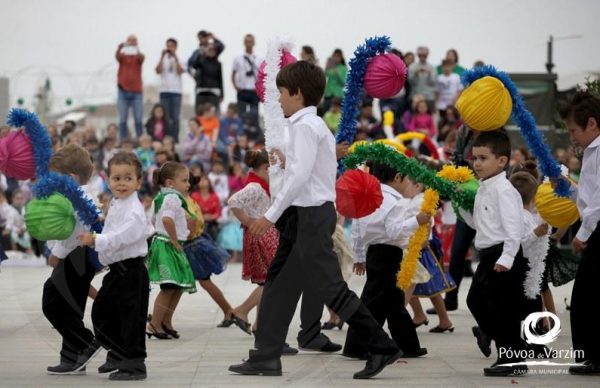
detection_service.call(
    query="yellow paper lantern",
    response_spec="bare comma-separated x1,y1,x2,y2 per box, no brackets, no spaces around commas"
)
535,182,580,228
455,76,513,131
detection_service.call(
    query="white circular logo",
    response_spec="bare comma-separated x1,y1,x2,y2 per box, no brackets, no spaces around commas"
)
521,312,561,345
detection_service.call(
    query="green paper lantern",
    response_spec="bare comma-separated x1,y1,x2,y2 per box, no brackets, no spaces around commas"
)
25,193,76,241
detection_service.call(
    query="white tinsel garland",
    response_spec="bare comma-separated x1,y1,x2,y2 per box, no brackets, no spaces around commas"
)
524,234,550,300
263,38,294,198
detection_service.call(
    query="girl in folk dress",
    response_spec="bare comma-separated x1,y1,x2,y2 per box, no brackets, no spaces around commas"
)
228,150,279,332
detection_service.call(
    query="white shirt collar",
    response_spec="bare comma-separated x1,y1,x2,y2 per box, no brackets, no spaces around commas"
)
479,171,506,188
111,191,139,208
381,183,403,200
586,134,600,150
288,106,317,124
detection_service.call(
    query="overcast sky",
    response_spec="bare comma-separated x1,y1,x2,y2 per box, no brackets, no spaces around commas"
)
1,0,598,114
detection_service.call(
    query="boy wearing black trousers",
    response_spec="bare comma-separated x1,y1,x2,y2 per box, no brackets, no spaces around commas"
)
229,61,402,379
77,152,151,380
559,91,600,375
459,130,529,377
42,144,98,375
343,161,429,359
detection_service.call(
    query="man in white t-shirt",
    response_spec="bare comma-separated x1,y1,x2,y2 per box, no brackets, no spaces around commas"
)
155,38,184,142
436,59,462,113
231,34,261,126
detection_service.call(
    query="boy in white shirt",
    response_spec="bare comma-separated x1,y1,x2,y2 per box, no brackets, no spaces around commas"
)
558,91,600,375
77,152,152,380
229,61,401,380
344,161,430,360
459,130,528,377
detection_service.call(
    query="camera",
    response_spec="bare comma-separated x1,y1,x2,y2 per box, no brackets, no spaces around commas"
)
246,69,255,77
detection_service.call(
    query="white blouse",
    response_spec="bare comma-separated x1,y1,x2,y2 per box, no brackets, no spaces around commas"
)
228,183,270,219
154,193,190,241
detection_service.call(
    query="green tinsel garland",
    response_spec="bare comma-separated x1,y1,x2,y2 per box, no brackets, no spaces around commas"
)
342,142,476,211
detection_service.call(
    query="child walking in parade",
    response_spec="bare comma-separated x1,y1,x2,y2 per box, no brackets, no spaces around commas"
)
459,130,529,377
344,162,430,360
558,91,600,375
41,144,99,375
147,162,197,339
227,149,279,333
76,152,152,380
229,61,402,379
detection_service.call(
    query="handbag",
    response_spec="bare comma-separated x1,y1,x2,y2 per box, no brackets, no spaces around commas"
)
546,241,581,287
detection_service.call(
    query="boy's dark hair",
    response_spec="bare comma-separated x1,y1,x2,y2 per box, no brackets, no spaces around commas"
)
166,37,178,46
227,103,237,113
473,130,511,159
509,171,538,206
559,91,600,129
108,151,143,180
511,160,540,181
244,149,269,169
441,59,452,66
152,161,188,188
48,144,93,184
189,117,200,126
276,61,326,107
369,161,400,184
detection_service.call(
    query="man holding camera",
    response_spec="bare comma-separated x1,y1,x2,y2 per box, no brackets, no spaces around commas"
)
188,30,225,115
156,38,184,142
231,34,261,125
116,35,144,140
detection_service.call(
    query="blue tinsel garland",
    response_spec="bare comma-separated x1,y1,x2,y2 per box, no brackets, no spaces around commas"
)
6,108,52,177
32,173,102,233
461,65,570,197
336,36,391,146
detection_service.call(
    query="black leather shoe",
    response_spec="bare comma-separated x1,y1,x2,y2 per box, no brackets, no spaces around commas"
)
569,361,600,375
109,369,147,381
484,364,528,377
353,350,403,379
300,340,342,353
472,326,492,357
228,359,282,376
47,362,85,375
401,347,428,358
73,340,102,372
282,343,299,355
98,361,118,374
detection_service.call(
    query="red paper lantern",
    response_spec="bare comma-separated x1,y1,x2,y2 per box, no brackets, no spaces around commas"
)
363,53,407,99
0,130,35,180
255,50,297,102
336,169,383,218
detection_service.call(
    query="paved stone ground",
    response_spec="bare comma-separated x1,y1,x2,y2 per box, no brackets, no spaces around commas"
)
0,256,596,387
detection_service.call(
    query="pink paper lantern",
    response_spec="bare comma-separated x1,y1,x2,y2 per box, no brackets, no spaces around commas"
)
363,53,407,99
255,50,297,102
0,130,36,180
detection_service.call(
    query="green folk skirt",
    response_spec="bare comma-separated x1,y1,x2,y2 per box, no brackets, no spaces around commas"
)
148,235,197,293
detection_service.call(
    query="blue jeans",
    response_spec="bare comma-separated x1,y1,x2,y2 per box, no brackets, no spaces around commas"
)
117,89,143,140
160,92,182,143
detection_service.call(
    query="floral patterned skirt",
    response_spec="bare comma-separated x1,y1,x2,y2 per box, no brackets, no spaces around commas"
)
242,226,279,284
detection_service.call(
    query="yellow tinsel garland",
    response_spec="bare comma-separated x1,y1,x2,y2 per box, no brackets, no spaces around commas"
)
397,188,440,290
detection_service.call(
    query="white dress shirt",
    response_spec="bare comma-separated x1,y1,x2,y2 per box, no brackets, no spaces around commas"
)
264,106,337,223
49,185,95,259
95,192,152,266
570,135,600,242
154,191,190,241
351,184,420,263
460,172,524,269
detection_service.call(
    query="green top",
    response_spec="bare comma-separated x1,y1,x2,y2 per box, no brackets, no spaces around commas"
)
436,64,466,75
323,111,342,133
324,64,347,98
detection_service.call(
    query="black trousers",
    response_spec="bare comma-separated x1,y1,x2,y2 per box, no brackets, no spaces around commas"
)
250,203,398,361
571,222,600,363
466,244,527,362
344,244,421,357
92,257,149,371
266,207,328,349
445,219,476,307
42,247,96,363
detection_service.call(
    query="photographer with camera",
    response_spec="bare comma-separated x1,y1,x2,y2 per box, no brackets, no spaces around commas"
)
231,34,261,125
188,30,225,115
156,38,184,143
116,35,145,140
